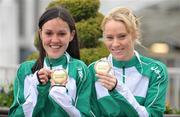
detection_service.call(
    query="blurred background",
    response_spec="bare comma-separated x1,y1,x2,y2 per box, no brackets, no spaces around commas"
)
0,0,180,114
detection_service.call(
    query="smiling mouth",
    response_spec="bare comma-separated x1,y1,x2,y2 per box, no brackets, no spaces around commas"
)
111,48,123,53
50,45,61,49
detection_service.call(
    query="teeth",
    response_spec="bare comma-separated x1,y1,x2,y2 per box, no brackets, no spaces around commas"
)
112,49,121,52
50,45,60,49
112,50,123,55
112,48,123,52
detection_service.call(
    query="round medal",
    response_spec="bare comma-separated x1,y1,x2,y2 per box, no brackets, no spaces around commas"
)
94,59,111,74
51,69,67,84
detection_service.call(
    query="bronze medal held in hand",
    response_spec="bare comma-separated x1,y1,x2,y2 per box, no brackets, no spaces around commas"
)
94,59,111,74
51,69,67,84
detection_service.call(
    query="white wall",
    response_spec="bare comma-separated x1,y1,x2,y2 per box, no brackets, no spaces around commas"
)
0,0,18,66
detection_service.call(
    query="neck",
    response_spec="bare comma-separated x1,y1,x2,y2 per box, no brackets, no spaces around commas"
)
45,54,67,69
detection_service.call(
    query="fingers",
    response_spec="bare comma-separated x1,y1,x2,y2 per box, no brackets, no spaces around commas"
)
50,79,56,86
62,80,68,86
38,68,51,78
96,71,107,76
37,68,52,84
96,73,117,90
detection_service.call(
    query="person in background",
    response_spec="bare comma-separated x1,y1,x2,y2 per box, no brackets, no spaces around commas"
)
9,6,92,117
89,7,168,117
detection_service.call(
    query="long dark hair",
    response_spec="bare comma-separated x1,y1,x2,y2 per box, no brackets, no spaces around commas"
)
32,6,80,73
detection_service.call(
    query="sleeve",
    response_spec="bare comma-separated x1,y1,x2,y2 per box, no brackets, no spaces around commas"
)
48,86,81,117
144,63,168,117
8,66,39,117
109,82,145,117
8,69,25,117
75,67,93,117
32,82,50,116
48,63,93,117
109,63,168,117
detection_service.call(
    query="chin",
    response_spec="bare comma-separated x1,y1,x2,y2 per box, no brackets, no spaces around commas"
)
113,56,126,61
112,52,133,61
51,56,59,59
48,54,62,59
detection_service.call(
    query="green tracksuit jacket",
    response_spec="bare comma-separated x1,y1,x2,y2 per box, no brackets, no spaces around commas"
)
9,53,93,117
89,52,168,117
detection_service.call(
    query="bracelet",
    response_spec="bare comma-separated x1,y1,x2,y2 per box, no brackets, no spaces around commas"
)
109,79,118,92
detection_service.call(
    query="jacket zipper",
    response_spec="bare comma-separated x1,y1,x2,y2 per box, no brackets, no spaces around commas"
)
122,66,125,83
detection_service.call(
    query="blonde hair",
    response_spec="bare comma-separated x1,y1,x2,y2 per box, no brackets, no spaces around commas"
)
101,7,141,44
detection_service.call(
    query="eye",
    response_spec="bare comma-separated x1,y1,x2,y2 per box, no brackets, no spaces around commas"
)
104,35,114,41
117,34,127,40
45,31,53,36
58,32,66,36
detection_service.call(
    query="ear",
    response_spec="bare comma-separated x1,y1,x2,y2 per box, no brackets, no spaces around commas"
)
69,30,75,42
39,29,42,40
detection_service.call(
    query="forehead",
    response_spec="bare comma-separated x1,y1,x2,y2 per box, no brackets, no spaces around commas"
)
104,20,127,33
42,18,69,29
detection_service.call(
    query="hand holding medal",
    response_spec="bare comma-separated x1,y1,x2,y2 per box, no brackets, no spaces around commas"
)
94,58,117,91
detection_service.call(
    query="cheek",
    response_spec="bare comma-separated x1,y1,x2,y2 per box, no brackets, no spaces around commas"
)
40,32,50,44
42,37,50,45
125,40,134,52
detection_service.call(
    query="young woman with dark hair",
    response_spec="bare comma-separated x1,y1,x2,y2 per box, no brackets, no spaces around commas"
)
9,6,92,117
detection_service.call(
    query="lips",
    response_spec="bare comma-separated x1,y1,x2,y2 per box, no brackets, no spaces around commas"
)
49,45,61,49
111,48,124,54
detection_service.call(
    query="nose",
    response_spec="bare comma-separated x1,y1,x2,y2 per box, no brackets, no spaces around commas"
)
112,38,119,47
51,35,60,43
